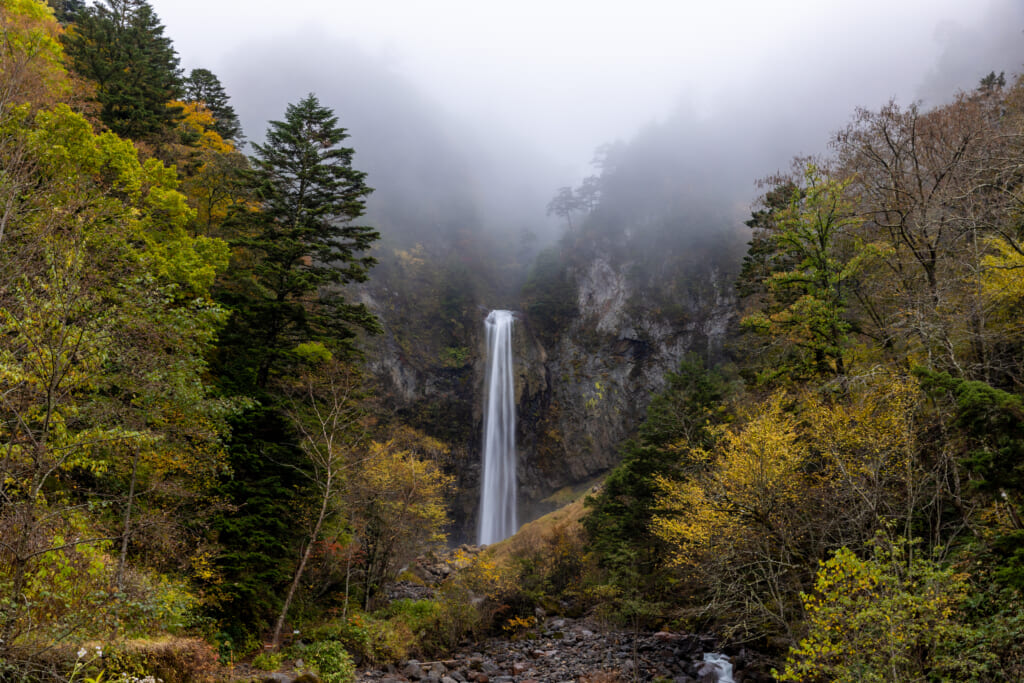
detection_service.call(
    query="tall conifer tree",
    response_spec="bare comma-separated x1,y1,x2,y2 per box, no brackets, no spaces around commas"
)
219,93,380,390
45,0,84,23
183,67,243,143
209,95,379,631
61,0,183,139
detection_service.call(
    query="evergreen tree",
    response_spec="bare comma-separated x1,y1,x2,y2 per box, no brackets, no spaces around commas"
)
584,357,727,578
208,94,380,633
219,93,380,391
208,407,307,632
738,164,874,381
183,67,243,143
916,369,1024,589
45,0,84,23
61,0,183,140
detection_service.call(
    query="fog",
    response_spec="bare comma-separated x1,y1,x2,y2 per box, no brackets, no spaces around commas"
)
152,0,1024,241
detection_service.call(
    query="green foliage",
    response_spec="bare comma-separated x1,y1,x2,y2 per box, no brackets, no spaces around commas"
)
0,95,230,657
308,616,371,656
736,180,799,299
295,341,334,364
383,599,441,631
584,356,727,582
103,572,203,639
520,246,578,348
306,640,356,683
0,525,113,643
915,369,1024,501
425,553,509,648
739,164,885,381
207,95,382,636
778,537,979,682
916,368,1024,589
9,2,1024,675
506,519,592,619
61,0,184,140
217,93,379,390
441,345,470,368
954,582,1024,681
45,0,83,22
206,407,307,633
307,597,466,665
251,650,285,671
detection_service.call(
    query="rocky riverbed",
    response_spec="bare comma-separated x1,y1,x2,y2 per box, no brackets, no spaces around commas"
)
354,616,776,683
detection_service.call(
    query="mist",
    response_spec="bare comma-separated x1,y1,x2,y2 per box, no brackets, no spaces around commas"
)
155,0,1024,248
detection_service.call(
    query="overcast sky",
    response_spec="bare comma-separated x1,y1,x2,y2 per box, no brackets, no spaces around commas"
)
152,0,1024,168
142,0,1024,236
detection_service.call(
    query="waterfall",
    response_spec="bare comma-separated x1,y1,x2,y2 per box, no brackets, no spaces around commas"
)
478,309,517,545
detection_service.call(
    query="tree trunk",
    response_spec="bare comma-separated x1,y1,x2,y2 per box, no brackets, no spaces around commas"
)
271,478,330,650
110,449,139,640
116,449,139,593
342,544,354,620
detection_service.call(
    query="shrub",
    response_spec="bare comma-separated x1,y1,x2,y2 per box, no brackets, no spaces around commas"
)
778,537,973,682
429,583,484,652
251,650,285,671
306,640,356,683
308,615,369,658
108,638,220,683
364,617,414,665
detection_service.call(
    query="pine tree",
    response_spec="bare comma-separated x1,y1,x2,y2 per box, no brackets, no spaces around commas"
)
61,0,183,140
183,67,243,143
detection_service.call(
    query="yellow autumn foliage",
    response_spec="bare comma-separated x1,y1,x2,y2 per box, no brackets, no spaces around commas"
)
0,0,69,108
654,391,808,566
981,236,1024,336
803,372,923,527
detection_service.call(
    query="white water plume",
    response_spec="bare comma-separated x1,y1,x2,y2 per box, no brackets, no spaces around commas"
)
478,309,517,545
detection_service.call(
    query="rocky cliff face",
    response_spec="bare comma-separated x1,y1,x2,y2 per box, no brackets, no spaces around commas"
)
361,245,737,543
515,251,735,525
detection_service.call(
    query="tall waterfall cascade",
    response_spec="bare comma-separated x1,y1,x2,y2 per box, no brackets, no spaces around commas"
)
477,310,517,545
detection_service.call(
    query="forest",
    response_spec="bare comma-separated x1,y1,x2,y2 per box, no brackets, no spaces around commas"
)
1,0,1024,681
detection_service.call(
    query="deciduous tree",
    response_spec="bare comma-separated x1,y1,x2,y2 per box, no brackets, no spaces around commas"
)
740,163,882,381
0,101,230,656
779,537,974,683
1,0,69,109
271,355,368,650
346,439,452,608
584,357,727,582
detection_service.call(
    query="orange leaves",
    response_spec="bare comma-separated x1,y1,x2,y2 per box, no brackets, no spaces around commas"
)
171,100,235,156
